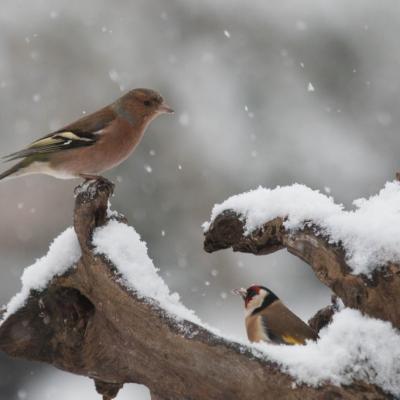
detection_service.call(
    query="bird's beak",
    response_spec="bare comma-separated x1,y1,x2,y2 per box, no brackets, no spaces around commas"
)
158,102,174,114
232,288,247,300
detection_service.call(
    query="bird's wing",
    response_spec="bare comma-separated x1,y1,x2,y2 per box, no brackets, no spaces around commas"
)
57,105,115,135
3,131,98,161
3,106,116,161
260,301,318,345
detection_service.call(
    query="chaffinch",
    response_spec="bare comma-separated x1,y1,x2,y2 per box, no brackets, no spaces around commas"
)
233,285,318,345
0,88,173,181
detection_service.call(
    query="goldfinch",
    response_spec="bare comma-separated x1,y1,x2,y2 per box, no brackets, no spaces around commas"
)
233,285,318,345
0,88,173,181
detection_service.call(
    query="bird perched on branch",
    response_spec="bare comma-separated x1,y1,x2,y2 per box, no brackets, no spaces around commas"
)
0,88,173,181
233,285,318,345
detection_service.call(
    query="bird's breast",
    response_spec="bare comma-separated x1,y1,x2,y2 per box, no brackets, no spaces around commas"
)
245,315,270,343
97,118,146,164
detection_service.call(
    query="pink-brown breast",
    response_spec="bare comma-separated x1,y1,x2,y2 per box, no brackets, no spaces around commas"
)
49,118,146,176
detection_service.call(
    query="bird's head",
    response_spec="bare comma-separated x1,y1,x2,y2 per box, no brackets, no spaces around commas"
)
233,285,278,314
116,88,174,123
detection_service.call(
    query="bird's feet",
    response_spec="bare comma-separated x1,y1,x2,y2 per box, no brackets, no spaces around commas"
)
79,173,103,183
74,175,115,198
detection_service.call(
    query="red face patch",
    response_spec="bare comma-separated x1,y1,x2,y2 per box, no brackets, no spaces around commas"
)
245,285,260,307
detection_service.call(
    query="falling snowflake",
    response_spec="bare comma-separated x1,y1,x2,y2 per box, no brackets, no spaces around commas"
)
296,20,307,31
179,113,190,126
109,69,119,82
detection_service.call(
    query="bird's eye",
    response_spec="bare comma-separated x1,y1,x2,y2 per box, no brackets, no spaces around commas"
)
144,100,152,107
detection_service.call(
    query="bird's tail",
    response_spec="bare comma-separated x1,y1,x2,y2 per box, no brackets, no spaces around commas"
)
0,161,26,181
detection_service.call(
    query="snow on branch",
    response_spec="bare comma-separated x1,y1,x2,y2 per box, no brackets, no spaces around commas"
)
204,182,400,275
204,182,400,330
0,179,396,399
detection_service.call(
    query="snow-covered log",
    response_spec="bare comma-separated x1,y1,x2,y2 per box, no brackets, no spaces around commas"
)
0,179,396,399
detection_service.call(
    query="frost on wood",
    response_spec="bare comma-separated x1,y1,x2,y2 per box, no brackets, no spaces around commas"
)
0,179,394,399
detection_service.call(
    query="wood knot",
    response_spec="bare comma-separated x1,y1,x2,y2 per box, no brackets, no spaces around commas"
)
204,210,245,253
74,177,115,205
94,380,123,400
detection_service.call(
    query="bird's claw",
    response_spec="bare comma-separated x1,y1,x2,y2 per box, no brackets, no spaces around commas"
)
74,176,114,197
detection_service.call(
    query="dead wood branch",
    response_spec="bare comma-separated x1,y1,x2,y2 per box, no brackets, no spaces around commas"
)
0,181,389,399
204,211,400,329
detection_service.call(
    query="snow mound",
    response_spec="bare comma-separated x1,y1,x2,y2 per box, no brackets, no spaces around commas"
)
92,220,201,324
204,181,400,274
2,227,81,321
254,308,400,396
2,220,200,327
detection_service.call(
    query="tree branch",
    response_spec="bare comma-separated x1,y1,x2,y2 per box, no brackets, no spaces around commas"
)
0,181,389,399
204,211,400,329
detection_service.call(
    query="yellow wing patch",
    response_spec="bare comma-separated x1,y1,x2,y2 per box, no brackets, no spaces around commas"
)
30,136,64,148
281,335,305,345
56,132,93,142
30,131,93,148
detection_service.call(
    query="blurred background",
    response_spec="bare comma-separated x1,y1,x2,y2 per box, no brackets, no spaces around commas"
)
0,0,399,398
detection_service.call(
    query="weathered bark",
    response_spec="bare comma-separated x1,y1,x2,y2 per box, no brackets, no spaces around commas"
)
307,296,338,333
0,180,391,399
204,212,400,329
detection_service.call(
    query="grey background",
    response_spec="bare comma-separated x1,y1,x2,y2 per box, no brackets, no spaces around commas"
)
0,0,398,398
